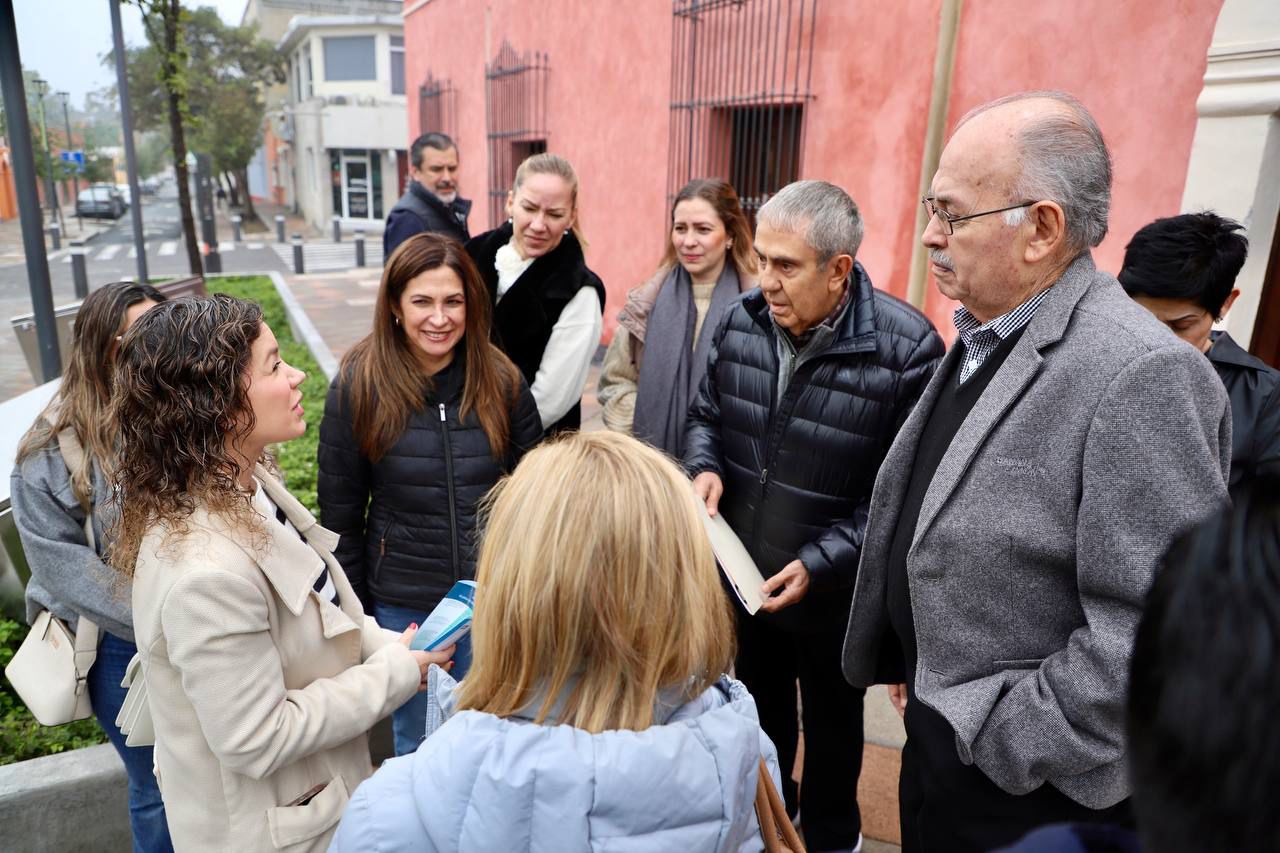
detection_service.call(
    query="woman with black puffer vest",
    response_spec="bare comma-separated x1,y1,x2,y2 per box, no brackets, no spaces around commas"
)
318,233,541,757
466,153,606,437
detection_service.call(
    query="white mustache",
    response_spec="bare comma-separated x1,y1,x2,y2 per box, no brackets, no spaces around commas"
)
930,250,954,271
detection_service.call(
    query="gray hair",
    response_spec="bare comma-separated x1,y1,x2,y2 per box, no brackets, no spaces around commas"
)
756,180,864,264
959,90,1112,250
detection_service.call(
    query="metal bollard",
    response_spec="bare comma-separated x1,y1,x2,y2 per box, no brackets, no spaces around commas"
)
332,215,342,243
49,221,61,250
354,228,365,267
276,214,286,244
292,233,305,274
205,238,222,274
231,214,242,243
70,241,89,299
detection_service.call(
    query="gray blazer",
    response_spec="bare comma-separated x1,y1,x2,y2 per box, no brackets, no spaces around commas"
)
842,254,1230,809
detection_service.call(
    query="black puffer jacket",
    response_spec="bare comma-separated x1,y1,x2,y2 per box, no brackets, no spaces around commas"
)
317,352,542,613
684,265,944,632
1207,330,1280,491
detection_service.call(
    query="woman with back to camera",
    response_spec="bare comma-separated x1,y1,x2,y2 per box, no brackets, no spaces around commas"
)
598,178,757,455
111,295,449,852
466,153,606,435
329,430,783,853
12,281,171,853
318,232,541,757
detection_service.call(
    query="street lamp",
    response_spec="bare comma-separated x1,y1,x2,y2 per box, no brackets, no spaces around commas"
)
56,91,81,229
30,76,62,228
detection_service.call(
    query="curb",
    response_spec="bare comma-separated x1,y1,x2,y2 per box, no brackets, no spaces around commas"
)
266,270,340,381
0,743,131,852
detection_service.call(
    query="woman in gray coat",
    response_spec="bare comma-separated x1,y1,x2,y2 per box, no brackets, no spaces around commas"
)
331,431,781,853
11,281,171,852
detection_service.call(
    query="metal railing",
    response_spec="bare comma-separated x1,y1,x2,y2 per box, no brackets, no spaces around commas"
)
667,0,819,219
484,43,551,227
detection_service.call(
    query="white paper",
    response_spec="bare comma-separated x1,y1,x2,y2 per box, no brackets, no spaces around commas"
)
694,496,767,614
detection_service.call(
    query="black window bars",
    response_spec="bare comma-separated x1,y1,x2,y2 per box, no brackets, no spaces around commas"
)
668,0,819,220
418,72,457,139
484,43,550,228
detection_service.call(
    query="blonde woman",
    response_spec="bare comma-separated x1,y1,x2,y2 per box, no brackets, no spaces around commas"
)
466,153,605,435
330,431,781,852
110,295,450,852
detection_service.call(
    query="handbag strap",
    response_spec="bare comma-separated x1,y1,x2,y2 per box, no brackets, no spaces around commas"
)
54,426,100,681
755,757,805,853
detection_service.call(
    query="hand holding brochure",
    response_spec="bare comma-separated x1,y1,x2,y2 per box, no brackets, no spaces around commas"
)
694,495,767,614
410,580,476,651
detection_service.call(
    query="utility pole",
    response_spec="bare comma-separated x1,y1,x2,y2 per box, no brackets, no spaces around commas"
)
57,91,82,231
0,0,61,380
31,76,63,230
109,0,148,282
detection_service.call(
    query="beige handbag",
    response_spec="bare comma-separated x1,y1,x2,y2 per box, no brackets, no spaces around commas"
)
756,757,806,853
2,427,100,726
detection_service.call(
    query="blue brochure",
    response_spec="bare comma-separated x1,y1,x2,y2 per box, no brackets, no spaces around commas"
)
410,580,476,651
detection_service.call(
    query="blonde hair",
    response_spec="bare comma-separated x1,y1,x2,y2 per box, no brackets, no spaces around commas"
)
511,152,588,248
456,431,734,733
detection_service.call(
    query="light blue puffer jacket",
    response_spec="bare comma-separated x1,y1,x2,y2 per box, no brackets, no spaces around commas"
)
329,669,780,853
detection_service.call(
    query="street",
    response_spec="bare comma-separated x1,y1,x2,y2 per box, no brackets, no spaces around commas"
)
0,183,383,399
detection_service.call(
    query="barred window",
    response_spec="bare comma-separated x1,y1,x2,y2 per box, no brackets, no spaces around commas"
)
485,42,550,227
667,0,818,219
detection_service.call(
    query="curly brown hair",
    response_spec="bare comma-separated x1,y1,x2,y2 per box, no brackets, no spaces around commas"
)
108,295,266,575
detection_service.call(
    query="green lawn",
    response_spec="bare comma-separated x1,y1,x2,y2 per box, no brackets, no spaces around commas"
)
1,275,329,765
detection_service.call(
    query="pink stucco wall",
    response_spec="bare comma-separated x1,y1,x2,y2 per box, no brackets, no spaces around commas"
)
925,0,1225,334
404,0,1224,342
403,0,674,337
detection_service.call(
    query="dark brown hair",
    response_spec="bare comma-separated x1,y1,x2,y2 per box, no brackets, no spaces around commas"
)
17,281,167,506
108,295,265,574
660,178,758,280
341,232,522,461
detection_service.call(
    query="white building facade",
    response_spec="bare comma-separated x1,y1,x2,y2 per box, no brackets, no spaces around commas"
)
278,14,408,233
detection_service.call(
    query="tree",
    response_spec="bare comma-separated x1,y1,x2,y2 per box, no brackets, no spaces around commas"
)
120,3,284,268
124,0,202,273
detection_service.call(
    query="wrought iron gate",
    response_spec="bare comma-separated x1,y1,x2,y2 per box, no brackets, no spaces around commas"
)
485,43,550,227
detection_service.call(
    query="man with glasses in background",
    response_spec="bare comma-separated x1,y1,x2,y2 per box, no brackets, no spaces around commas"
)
842,91,1231,852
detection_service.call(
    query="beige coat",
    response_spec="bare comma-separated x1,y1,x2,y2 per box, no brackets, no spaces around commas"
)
132,465,420,852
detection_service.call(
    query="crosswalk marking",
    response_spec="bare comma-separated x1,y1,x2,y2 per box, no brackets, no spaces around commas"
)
271,242,384,272
96,244,122,260
159,241,177,256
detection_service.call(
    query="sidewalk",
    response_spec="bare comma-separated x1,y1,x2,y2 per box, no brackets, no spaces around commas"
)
274,266,905,851
0,213,112,266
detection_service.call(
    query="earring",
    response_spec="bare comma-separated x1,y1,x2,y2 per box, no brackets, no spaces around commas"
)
394,316,400,326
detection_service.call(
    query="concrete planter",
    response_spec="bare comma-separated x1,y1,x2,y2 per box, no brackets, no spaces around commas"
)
0,744,131,852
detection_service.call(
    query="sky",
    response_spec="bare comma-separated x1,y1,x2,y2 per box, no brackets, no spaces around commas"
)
12,0,250,110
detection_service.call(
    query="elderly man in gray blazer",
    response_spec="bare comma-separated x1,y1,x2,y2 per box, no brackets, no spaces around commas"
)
842,90,1231,853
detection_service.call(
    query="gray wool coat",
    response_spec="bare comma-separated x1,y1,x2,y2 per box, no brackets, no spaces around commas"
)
842,253,1231,809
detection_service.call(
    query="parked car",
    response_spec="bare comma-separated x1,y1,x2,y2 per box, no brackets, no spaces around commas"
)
76,186,125,219
114,184,132,207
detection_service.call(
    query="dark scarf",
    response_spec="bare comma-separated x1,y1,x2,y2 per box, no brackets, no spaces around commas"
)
633,262,741,456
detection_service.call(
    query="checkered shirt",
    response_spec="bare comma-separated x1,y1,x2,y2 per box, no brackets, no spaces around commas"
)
953,287,1053,384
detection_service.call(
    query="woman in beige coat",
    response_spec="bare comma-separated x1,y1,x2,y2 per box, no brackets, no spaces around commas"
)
109,295,451,852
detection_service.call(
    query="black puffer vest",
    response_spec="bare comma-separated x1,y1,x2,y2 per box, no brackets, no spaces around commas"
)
466,222,606,434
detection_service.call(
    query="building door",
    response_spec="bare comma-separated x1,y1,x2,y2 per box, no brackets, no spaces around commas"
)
341,152,371,219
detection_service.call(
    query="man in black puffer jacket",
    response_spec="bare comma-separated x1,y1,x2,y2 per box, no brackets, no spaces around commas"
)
686,181,944,853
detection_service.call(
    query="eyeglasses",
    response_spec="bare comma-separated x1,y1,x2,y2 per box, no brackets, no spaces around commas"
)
921,197,1035,235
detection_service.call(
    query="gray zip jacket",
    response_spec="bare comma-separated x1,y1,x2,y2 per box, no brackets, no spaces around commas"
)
11,444,132,640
